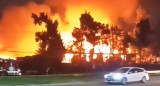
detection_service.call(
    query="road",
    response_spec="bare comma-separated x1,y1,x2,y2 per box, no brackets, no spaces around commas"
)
16,75,160,86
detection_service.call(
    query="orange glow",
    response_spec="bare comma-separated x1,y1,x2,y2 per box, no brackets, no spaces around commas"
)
0,0,143,64
0,3,51,58
62,53,74,63
86,54,90,62
121,55,126,61
0,55,16,60
61,0,138,63
93,54,97,59
83,41,93,53
156,58,159,62
127,48,132,54
65,5,111,29
113,49,119,54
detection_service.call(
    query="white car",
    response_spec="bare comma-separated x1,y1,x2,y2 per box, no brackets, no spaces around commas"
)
7,70,21,76
0,70,21,76
104,67,149,85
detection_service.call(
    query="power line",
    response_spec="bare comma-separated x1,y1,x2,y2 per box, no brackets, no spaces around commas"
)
0,50,36,53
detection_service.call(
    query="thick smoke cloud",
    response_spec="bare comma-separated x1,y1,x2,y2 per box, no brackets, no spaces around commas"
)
140,0,160,56
0,0,44,20
0,0,139,57
140,0,160,31
44,0,67,22
0,0,67,57
0,2,51,57
0,0,160,57
67,0,138,25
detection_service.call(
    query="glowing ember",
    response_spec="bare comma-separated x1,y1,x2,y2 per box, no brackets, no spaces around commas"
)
84,41,93,53
127,48,132,54
0,0,158,64
86,54,90,62
62,54,74,63
121,55,126,61
113,49,119,54
93,54,97,59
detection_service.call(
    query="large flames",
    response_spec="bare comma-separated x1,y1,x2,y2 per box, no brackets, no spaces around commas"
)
0,0,159,63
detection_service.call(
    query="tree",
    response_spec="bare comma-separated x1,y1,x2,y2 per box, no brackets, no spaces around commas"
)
72,28,85,64
136,18,151,48
134,18,151,62
72,12,110,64
122,18,151,63
32,12,65,73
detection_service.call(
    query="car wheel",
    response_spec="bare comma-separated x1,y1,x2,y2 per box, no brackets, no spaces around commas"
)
121,77,127,85
141,76,147,83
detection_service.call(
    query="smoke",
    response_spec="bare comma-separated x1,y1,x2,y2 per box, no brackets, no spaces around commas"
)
0,2,51,57
44,0,67,22
0,0,44,20
0,0,67,57
3,0,159,57
140,0,160,31
66,0,138,25
139,0,160,56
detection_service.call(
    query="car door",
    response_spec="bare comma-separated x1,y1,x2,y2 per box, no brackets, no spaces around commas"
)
127,68,137,82
134,68,145,81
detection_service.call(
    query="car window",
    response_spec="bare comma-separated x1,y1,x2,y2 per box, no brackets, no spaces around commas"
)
129,68,144,74
136,68,144,72
129,68,138,73
113,68,130,73
128,69,136,73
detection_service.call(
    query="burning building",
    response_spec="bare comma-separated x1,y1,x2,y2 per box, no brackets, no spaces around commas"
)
0,0,159,64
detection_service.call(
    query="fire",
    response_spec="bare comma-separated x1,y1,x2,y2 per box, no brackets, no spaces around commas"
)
113,49,119,54
84,41,93,53
66,5,111,28
127,48,132,54
60,0,138,63
60,4,112,63
0,55,16,60
62,53,74,63
63,40,111,63
0,0,157,64
0,3,51,58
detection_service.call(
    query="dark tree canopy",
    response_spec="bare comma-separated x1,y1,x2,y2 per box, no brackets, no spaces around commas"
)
71,12,110,63
123,34,135,48
136,18,151,48
123,18,151,49
79,12,110,46
32,12,65,71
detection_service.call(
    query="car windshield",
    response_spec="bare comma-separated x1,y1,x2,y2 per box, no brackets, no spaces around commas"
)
113,68,130,73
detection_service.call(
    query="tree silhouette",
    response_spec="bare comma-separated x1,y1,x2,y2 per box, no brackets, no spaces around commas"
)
72,12,110,64
72,28,85,64
80,12,109,46
32,12,65,72
136,18,151,62
122,18,151,62
136,18,151,48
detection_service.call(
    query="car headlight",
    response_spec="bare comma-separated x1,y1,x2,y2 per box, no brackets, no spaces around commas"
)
113,74,122,80
104,74,108,78
18,73,22,75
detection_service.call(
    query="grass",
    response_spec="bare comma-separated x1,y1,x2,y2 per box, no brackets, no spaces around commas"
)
0,73,102,85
